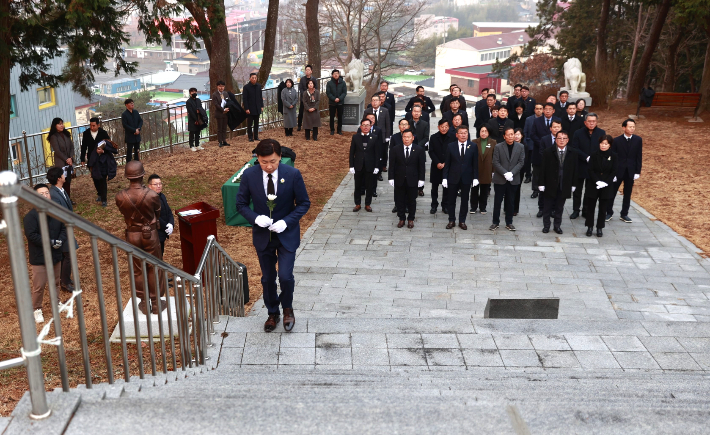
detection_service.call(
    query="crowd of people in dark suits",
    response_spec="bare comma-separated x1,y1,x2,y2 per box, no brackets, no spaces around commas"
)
349,82,643,234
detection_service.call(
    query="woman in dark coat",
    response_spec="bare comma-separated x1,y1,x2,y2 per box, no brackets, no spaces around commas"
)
281,79,298,136
584,134,618,237
301,79,321,140
186,87,207,150
48,117,75,201
576,99,589,121
470,125,494,214
511,101,528,130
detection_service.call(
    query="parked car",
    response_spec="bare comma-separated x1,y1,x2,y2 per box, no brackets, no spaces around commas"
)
404,70,421,75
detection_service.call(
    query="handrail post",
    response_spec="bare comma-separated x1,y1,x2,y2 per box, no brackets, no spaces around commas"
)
22,131,33,187
0,171,50,419
167,104,173,153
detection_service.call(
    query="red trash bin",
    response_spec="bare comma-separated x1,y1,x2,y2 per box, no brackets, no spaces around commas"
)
175,202,220,275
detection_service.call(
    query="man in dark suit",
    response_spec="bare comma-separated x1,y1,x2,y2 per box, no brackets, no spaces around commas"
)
362,112,384,188
443,99,469,130
561,102,583,139
405,86,436,123
365,94,392,173
378,82,396,120
211,80,232,147
554,90,571,119
522,103,543,185
607,119,643,223
147,174,175,255
538,131,578,234
520,86,536,117
47,167,76,293
388,130,425,228
485,106,514,143
442,125,479,230
242,73,264,142
570,113,606,219
236,139,311,332
349,119,381,212
473,88,489,135
429,119,450,214
121,98,143,162
440,85,467,114
532,119,562,217
530,103,561,199
490,128,526,231
505,84,522,113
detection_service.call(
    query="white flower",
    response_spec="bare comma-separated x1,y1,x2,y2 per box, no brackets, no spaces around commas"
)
267,194,277,201
280,178,285,184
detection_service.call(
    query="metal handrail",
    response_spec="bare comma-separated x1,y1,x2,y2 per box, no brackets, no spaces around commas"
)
9,81,331,185
0,170,245,420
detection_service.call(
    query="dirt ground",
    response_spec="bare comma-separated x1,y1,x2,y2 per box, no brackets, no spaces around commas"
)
0,127,352,415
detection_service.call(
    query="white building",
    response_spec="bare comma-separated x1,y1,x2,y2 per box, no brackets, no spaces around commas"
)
434,32,530,91
471,22,538,37
415,15,459,41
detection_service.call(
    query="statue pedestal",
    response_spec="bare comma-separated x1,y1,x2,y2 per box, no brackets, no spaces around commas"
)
110,297,186,343
341,87,367,132
559,88,592,107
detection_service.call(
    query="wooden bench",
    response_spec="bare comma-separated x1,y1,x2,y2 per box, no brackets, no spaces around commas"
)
636,92,701,117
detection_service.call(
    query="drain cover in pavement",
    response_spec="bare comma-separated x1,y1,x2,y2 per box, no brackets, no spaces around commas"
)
484,298,559,319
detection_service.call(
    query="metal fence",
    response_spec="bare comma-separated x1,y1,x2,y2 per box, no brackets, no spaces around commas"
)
9,80,330,185
0,171,245,419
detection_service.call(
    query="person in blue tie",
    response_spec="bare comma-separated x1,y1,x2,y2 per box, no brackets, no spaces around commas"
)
236,140,311,332
442,125,479,230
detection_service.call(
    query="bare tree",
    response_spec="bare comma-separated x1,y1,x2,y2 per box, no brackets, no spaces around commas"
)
305,0,322,79
626,4,647,99
257,0,280,85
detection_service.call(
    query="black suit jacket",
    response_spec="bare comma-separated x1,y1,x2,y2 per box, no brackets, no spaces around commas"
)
349,131,381,173
561,115,584,139
585,151,619,200
80,128,111,163
364,106,392,139
405,96,435,122
242,82,264,114
443,140,479,186
428,132,448,184
440,95,466,114
531,116,561,151
539,146,578,198
443,110,469,130
521,96,536,116
611,134,643,178
554,101,571,119
383,92,396,119
485,117,515,143
157,192,174,243
474,99,488,128
411,119,429,149
388,144,426,188
533,134,556,167
49,185,76,252
571,127,607,178
24,209,66,266
390,131,419,149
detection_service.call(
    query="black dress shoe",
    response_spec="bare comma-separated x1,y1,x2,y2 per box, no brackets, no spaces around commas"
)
430,208,437,214
554,227,563,234
330,130,335,135
542,227,549,233
620,215,633,223
570,211,580,219
586,227,593,237
597,228,603,237
524,177,532,184
378,174,383,181
536,211,543,218
392,206,397,213
283,308,295,332
264,313,280,332
442,207,448,214
372,192,378,197
531,191,539,198
605,213,613,222
61,283,75,293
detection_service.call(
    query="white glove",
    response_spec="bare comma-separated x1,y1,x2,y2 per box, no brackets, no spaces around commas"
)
268,219,287,233
424,141,429,150
504,172,513,182
472,179,479,187
349,167,355,174
165,223,173,236
389,180,395,187
418,180,425,188
634,174,640,180
586,156,590,162
255,215,273,228
572,186,576,192
51,239,63,249
596,181,608,189
613,176,617,182
385,138,390,142
442,179,448,188
373,168,379,175
538,186,545,192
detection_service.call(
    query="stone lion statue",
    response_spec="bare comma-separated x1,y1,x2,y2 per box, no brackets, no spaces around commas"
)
563,58,586,94
343,58,364,93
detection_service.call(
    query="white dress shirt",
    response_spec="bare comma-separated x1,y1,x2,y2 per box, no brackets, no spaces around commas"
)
262,168,279,196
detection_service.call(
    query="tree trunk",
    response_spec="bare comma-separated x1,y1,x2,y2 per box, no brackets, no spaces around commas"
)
595,0,611,76
663,30,683,92
0,0,11,171
305,0,321,79
696,31,710,116
627,0,673,102
257,0,279,86
686,46,696,92
626,4,644,99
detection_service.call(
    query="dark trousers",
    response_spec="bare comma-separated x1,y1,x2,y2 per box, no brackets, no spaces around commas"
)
470,183,490,211
329,105,344,132
586,196,611,229
247,115,260,139
63,174,72,199
126,142,140,162
514,182,521,213
572,177,587,213
492,182,517,225
298,102,305,129
543,189,567,229
382,144,389,169
431,183,449,209
160,239,166,255
522,149,532,178
354,170,374,206
93,177,108,203
304,128,318,140
607,174,634,216
256,235,295,315
532,164,544,210
448,182,471,223
395,185,418,221
215,114,227,143
189,130,201,148
60,251,73,287
284,128,294,136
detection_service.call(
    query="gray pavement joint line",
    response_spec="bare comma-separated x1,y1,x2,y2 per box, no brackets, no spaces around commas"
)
506,404,532,435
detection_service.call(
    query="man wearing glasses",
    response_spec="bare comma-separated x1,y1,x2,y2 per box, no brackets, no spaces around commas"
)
147,174,174,254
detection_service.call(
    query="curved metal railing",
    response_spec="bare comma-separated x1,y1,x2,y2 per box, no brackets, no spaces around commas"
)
0,170,244,419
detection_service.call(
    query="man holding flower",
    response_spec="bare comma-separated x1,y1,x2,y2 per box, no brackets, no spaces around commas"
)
236,139,311,332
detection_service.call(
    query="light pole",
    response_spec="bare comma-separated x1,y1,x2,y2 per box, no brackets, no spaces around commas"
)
443,31,448,44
